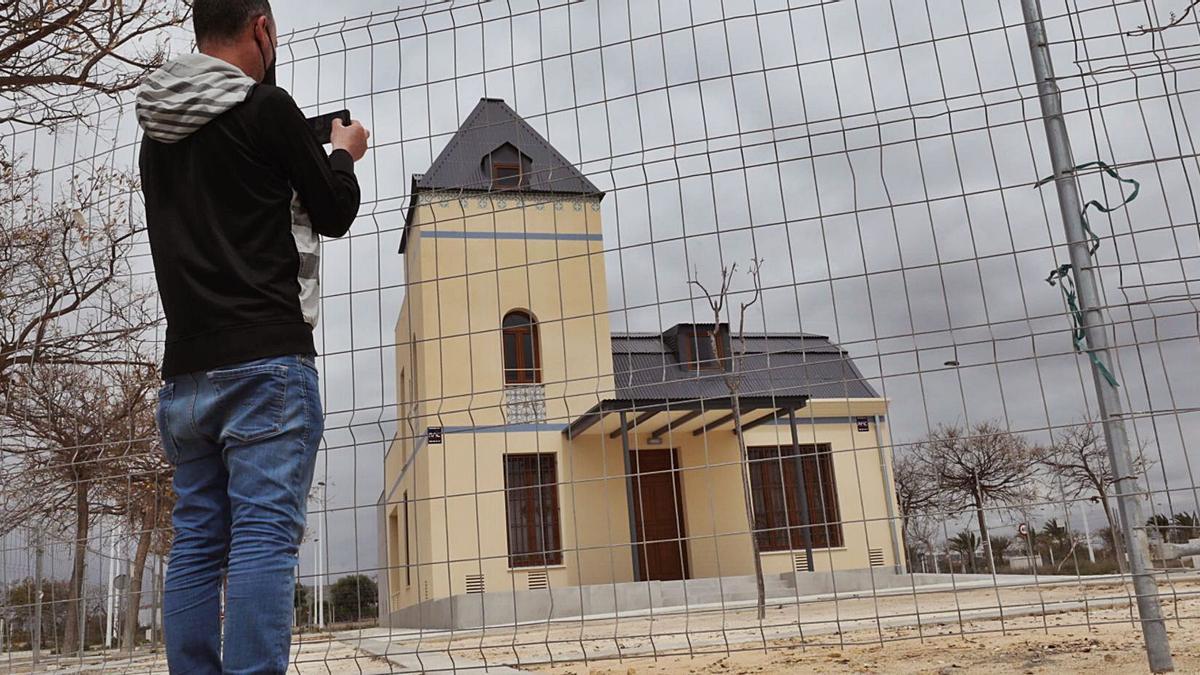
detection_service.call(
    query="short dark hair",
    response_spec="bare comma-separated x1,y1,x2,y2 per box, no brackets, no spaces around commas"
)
193,0,273,46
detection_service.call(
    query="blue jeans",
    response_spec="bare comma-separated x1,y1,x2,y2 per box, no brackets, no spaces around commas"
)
157,354,322,674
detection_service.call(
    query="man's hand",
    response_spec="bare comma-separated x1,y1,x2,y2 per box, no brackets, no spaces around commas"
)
331,119,370,161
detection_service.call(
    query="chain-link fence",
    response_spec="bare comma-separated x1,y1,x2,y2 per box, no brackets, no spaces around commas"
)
2,0,1199,672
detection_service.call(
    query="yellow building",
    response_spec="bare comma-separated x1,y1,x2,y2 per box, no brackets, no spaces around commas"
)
378,99,903,629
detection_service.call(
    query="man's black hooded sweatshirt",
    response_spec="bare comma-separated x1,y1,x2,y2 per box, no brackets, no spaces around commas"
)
137,54,360,377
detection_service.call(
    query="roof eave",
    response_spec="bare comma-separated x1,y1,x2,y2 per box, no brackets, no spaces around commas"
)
563,395,811,439
398,176,422,254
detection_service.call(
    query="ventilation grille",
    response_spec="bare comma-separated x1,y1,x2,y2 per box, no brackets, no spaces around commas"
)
465,573,486,594
527,570,549,591
869,548,886,567
792,551,810,573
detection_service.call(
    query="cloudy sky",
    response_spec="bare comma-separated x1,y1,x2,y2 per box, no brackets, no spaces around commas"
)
8,0,1199,586
263,0,1200,579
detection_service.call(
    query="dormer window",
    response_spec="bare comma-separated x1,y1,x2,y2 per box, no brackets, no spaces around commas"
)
483,142,532,191
678,325,728,371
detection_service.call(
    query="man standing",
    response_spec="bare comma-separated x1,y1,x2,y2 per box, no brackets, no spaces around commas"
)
137,1,369,672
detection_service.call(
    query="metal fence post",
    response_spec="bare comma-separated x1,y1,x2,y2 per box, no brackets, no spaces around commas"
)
32,531,43,667
1019,0,1173,671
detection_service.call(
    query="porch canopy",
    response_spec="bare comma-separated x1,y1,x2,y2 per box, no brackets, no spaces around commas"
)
563,395,810,442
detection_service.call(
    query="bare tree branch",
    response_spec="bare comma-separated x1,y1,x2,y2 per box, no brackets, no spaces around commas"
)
0,0,191,128
1127,0,1200,36
0,149,159,392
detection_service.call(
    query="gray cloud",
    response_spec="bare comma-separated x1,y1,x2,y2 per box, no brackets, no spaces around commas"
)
14,0,1197,584
265,0,1200,578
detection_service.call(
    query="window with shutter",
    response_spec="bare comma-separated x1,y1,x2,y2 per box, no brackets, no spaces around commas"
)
747,443,843,551
503,454,563,567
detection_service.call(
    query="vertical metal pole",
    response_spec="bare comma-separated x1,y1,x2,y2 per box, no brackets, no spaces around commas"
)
787,410,815,572
316,479,327,629
1020,1,1173,670
32,531,43,667
105,526,116,648
78,555,86,657
1081,503,1096,563
619,411,643,582
152,555,162,650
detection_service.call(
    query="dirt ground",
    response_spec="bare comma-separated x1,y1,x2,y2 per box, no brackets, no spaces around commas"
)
10,579,1199,673
292,637,393,674
526,599,1200,674
0,636,380,674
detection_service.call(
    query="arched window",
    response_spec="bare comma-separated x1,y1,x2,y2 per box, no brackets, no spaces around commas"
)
503,310,541,384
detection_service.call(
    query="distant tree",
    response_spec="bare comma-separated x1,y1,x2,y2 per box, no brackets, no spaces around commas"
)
1,578,107,650
0,360,159,655
1041,421,1151,573
1038,518,1072,566
2,578,67,649
111,440,174,652
1096,525,1120,558
913,422,1043,574
1147,514,1172,545
328,575,378,623
948,530,981,573
0,0,191,128
903,515,942,573
893,450,945,565
294,583,313,624
1171,512,1199,543
989,535,1012,568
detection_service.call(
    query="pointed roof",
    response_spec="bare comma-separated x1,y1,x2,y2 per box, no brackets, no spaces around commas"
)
400,98,604,252
418,98,601,194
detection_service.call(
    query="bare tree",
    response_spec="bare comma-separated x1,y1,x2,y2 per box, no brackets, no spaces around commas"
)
1,359,160,655
0,154,158,390
0,0,190,128
893,449,945,566
691,260,766,620
1041,421,1151,573
103,399,174,652
903,514,941,572
0,3,186,652
914,422,1044,575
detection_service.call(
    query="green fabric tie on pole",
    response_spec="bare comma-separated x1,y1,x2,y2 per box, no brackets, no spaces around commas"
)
1045,264,1121,387
1038,161,1140,388
1035,160,1140,255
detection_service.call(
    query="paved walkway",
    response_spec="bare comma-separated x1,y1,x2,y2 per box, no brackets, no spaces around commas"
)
341,630,530,674
341,573,1197,673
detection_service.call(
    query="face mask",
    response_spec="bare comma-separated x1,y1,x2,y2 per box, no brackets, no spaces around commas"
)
257,24,277,86
262,54,277,86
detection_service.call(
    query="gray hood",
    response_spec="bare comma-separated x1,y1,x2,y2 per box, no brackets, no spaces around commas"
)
136,54,257,144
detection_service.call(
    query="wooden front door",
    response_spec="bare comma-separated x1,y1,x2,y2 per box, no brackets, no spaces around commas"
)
630,449,689,581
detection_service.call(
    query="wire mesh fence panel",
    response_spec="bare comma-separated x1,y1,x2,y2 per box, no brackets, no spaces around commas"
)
1,0,1199,672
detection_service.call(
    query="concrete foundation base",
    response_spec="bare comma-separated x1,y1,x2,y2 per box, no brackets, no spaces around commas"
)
386,569,985,630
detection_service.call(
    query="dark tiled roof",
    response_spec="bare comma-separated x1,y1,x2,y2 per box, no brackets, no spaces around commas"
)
400,98,603,253
609,330,879,402
415,98,601,195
